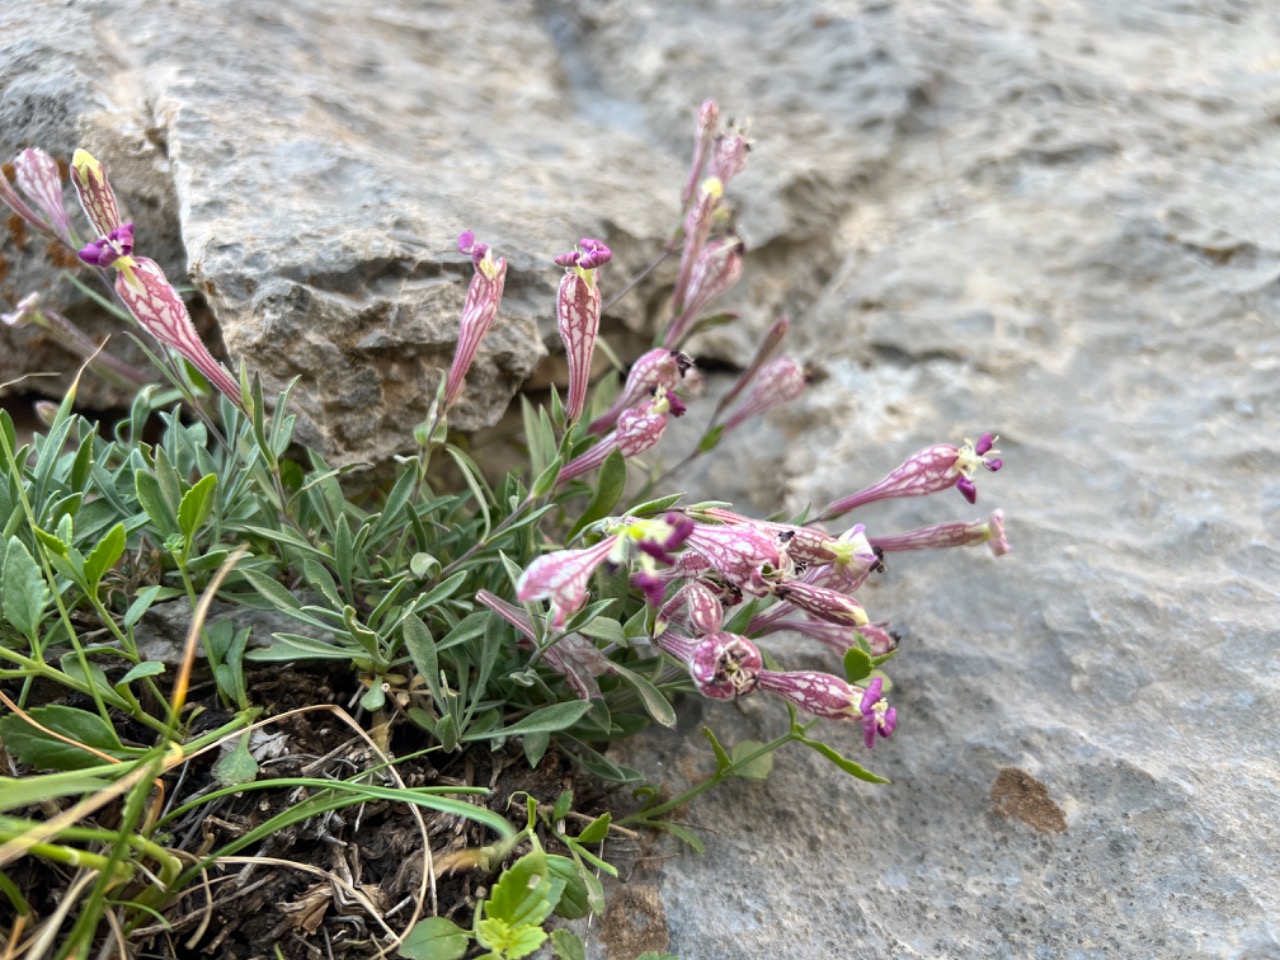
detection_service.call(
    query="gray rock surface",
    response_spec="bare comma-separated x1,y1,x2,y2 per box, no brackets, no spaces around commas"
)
4,0,1279,957
590,2,1280,959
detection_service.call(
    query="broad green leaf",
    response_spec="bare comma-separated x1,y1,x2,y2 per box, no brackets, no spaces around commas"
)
135,469,178,537
485,851,560,928
796,734,890,783
83,522,126,590
550,928,586,960
58,656,130,709
212,733,259,786
729,740,774,780
575,616,626,645
403,615,442,700
567,449,627,539
843,647,874,683
115,661,166,689
461,701,592,742
0,706,137,770
302,558,342,609
522,730,550,768
575,812,611,845
3,536,48,639
398,916,470,960
546,855,588,920
417,570,468,610
178,473,218,541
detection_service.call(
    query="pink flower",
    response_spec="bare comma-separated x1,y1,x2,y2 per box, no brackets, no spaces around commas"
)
588,348,690,435
756,669,865,721
819,435,1005,520
516,535,620,628
684,522,783,593
660,580,725,635
558,390,676,484
690,632,762,699
444,231,507,408
681,100,720,206
113,256,242,405
555,239,611,421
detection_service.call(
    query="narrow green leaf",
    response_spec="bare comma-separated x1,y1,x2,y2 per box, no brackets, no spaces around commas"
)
399,916,470,960
417,570,468,611
531,455,563,498
796,734,890,783
610,664,676,728
3,536,48,639
461,701,592,742
623,492,684,517
698,423,726,453
244,634,354,662
335,514,354,602
522,730,550,769
702,725,733,773
566,449,627,539
302,558,342,609
239,568,303,613
83,522,126,591
178,473,218,540
445,445,492,539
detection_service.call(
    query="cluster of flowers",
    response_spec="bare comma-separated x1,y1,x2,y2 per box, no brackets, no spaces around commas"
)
434,102,1009,749
1,99,1010,752
1,147,242,406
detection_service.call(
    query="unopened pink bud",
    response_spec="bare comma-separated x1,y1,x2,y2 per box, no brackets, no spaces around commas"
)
716,315,790,415
756,669,864,720
556,256,604,422
670,178,723,316
661,580,724,635
14,148,71,242
869,508,1011,557
664,236,744,348
114,256,241,405
772,579,868,627
722,356,807,431
682,100,721,206
444,234,507,408
70,149,122,238
710,132,750,185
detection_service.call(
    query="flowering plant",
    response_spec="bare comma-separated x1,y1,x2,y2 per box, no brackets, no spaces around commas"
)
0,102,1009,955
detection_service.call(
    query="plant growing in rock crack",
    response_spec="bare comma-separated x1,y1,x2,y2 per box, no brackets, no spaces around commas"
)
0,100,1009,957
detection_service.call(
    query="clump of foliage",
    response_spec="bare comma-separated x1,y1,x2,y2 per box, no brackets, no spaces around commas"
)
0,101,1008,957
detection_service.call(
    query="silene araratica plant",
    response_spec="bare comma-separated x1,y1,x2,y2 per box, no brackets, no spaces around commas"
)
0,100,1008,956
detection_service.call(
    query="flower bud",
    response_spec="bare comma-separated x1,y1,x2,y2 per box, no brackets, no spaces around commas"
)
70,149,123,238
722,356,808,431
556,239,611,421
14,148,72,242
444,232,507,408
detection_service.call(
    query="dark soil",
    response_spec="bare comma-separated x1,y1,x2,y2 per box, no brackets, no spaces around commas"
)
3,662,638,960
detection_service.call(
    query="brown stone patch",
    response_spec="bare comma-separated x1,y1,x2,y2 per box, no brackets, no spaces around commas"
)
990,766,1067,834
602,883,670,960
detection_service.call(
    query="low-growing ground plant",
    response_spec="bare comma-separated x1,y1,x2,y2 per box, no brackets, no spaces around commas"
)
0,101,1008,958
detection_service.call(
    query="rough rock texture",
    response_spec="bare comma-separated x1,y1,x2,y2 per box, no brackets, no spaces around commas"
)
5,0,1279,957
1,0,682,462
584,2,1280,958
